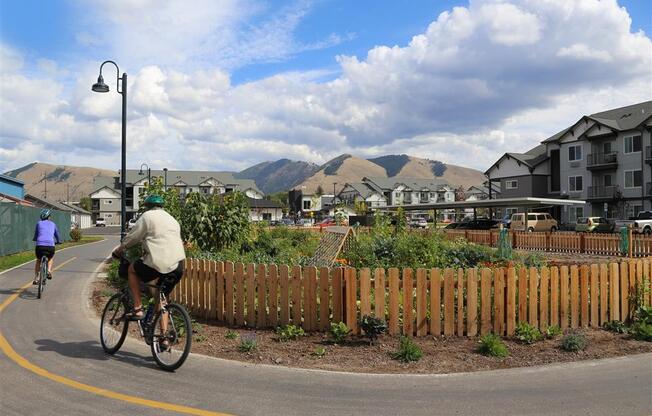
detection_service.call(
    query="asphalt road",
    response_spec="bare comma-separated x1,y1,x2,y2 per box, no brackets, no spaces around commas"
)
1,237,651,416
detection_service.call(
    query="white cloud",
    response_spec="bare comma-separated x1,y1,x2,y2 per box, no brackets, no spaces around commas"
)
1,0,651,176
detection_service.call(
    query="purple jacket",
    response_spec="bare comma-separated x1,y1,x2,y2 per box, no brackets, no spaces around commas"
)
33,220,61,247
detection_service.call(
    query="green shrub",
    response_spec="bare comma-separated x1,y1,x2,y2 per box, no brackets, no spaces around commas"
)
515,322,543,344
390,336,423,363
561,333,587,351
239,333,258,352
70,228,82,242
106,259,127,289
633,306,652,325
275,324,305,342
329,322,351,343
225,330,238,340
359,315,387,345
477,334,509,358
630,322,652,341
312,347,326,358
544,325,562,339
603,320,629,334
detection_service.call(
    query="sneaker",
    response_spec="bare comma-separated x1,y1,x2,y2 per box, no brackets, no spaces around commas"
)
46,272,52,280
32,278,39,285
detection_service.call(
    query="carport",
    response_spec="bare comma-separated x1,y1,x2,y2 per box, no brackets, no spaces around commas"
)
385,197,586,228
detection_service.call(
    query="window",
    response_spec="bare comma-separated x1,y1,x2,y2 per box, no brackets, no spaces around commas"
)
625,170,642,188
537,214,546,220
103,200,113,205
569,207,584,223
603,142,612,154
627,204,643,219
568,144,582,161
624,135,642,154
527,214,537,221
506,208,518,216
603,175,612,187
303,200,311,210
569,176,583,192
506,180,518,189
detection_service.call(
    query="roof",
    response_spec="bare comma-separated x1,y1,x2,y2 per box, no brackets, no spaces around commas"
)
0,173,25,186
60,201,91,214
89,185,122,197
247,197,283,209
24,194,74,212
485,143,549,175
0,192,33,206
342,182,380,199
364,177,449,191
124,169,263,194
387,197,586,211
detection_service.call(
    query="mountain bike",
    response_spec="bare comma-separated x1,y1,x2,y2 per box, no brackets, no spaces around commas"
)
36,255,48,299
99,256,192,371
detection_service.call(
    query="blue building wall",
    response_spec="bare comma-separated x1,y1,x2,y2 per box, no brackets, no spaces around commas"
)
0,174,25,199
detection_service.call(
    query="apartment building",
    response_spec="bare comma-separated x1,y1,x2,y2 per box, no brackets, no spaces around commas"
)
486,101,652,224
90,170,264,222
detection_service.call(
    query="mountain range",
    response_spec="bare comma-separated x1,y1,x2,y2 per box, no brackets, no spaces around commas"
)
3,154,485,201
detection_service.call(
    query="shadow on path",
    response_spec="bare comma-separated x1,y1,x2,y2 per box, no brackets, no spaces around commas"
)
34,339,159,370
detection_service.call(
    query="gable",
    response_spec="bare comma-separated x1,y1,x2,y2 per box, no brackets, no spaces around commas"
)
559,117,596,143
90,187,121,199
486,154,532,178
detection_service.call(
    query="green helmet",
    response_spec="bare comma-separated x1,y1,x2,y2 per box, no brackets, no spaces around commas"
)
143,194,164,208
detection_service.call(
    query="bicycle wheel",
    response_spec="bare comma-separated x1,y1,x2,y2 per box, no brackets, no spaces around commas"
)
100,293,129,354
151,303,192,371
37,256,47,299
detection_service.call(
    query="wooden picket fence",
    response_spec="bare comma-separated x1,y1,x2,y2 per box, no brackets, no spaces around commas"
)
169,258,652,337
442,229,652,257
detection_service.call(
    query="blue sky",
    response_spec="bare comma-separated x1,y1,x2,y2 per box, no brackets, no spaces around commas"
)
1,0,651,173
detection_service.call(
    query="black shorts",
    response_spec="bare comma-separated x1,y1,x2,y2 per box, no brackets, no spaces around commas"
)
35,246,55,260
133,259,183,295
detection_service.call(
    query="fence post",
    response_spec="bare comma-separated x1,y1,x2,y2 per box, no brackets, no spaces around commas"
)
511,231,516,249
546,232,551,252
628,224,633,258
579,232,585,254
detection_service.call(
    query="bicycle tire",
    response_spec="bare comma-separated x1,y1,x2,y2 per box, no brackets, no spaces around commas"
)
37,256,47,299
150,303,192,371
100,293,129,354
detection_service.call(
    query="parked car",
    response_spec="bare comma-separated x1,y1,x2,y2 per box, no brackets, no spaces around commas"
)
615,211,652,234
409,218,428,228
95,217,106,227
510,213,557,232
127,217,138,230
575,217,615,233
276,218,294,226
457,218,500,230
444,222,460,229
297,219,313,227
318,217,336,227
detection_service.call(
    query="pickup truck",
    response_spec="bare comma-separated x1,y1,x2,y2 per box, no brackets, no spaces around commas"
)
615,211,652,234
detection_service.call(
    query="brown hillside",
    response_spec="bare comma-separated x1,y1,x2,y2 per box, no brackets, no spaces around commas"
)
396,157,485,189
5,162,116,202
298,155,386,194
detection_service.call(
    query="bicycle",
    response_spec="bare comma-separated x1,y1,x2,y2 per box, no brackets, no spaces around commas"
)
36,255,48,299
99,256,192,371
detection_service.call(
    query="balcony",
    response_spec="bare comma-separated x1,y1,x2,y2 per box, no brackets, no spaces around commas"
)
586,152,618,170
647,182,652,197
646,146,652,164
587,185,620,201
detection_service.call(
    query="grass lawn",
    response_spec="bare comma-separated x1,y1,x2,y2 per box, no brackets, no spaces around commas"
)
0,236,104,273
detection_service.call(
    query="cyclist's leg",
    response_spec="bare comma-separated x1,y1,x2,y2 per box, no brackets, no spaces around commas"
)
158,263,183,335
47,247,55,277
127,262,144,315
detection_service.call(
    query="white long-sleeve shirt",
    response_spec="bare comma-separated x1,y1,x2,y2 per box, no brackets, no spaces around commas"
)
121,208,185,273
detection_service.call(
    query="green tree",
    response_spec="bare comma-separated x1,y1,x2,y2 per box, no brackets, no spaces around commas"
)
315,185,324,196
79,196,92,211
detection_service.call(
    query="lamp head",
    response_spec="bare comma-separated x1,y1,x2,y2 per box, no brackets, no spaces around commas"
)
138,169,144,175
92,74,109,93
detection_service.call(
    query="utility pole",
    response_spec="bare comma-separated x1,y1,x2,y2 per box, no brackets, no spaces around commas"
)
66,183,70,202
43,172,47,199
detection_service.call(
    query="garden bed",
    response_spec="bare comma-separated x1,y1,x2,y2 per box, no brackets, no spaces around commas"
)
90,268,652,375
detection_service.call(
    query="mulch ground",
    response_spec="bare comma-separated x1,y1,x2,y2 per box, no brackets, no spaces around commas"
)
90,268,652,374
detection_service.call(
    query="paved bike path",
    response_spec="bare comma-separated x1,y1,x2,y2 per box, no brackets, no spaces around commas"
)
1,237,651,416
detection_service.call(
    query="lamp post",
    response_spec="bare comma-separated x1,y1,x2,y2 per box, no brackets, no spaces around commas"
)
333,182,338,205
139,163,151,186
92,60,127,241
163,168,168,191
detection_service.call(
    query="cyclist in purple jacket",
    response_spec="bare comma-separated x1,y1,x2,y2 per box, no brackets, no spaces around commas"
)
33,209,61,284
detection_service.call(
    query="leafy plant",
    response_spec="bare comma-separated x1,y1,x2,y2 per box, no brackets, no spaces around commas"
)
561,333,588,351
477,334,509,358
390,336,423,363
275,324,305,342
630,322,652,341
544,325,562,339
239,333,258,352
225,330,238,340
359,315,387,345
194,334,207,343
329,322,351,343
603,320,629,334
633,306,652,325
312,347,326,358
69,228,82,242
515,322,543,344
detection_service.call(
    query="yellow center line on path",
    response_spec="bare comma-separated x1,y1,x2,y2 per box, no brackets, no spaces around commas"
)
0,257,234,416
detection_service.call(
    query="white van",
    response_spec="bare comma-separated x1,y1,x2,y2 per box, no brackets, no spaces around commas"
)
510,213,558,232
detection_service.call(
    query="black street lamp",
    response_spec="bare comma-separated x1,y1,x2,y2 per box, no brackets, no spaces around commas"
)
163,167,168,191
92,60,127,241
333,182,338,205
139,163,151,186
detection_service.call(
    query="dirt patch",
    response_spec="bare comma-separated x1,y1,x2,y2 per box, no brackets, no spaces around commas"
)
90,266,652,375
